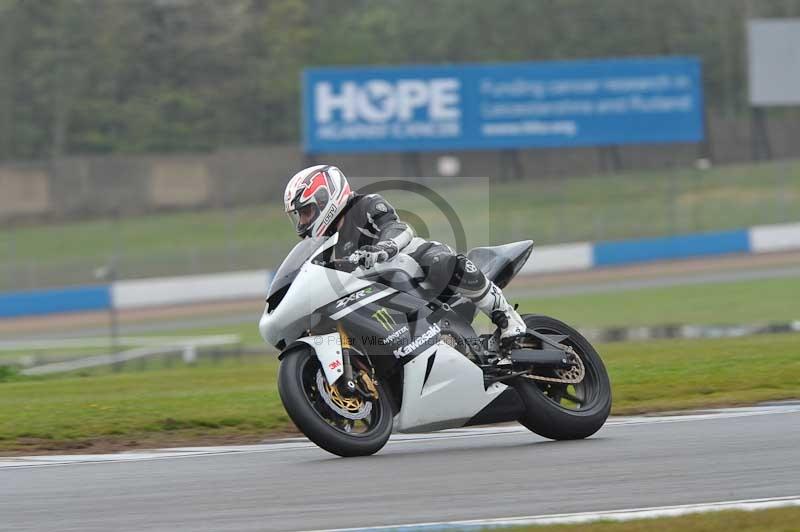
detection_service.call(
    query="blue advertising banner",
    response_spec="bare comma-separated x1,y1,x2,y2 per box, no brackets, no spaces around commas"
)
302,57,704,154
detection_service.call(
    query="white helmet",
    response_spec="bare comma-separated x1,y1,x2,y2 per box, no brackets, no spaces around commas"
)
283,165,353,238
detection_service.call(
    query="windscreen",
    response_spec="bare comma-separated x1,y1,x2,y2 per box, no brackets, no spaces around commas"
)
266,236,328,301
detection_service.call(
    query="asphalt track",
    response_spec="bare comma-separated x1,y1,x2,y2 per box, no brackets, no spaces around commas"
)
3,404,800,532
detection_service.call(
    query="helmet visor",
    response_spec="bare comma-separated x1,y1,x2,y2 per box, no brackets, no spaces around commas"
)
287,203,320,237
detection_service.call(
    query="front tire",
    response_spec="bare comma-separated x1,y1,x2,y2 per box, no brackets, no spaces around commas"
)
278,346,393,457
514,315,612,440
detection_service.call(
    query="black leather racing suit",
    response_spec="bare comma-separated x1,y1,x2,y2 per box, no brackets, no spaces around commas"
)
329,193,490,302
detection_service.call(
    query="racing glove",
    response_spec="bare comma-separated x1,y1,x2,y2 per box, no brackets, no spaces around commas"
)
349,241,399,269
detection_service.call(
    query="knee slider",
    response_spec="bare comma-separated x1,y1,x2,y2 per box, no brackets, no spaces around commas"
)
451,254,485,291
427,252,459,290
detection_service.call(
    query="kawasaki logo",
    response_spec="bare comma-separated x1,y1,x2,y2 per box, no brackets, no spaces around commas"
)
393,323,441,358
335,287,374,309
372,308,397,331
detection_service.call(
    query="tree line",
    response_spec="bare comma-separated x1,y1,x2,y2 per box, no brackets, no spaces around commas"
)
1,0,798,161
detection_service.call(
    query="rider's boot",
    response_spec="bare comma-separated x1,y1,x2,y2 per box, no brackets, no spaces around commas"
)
474,282,527,363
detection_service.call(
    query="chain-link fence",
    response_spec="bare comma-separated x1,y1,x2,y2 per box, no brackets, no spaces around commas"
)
496,158,800,245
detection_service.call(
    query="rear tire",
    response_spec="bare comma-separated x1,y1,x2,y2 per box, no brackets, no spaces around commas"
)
278,346,393,457
514,315,611,440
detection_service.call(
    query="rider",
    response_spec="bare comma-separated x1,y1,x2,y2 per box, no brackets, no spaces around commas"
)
283,165,527,344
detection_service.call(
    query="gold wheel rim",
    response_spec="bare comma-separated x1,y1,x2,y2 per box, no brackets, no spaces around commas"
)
322,381,365,413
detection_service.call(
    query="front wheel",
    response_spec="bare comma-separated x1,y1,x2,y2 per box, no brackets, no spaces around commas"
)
514,314,612,440
277,346,393,457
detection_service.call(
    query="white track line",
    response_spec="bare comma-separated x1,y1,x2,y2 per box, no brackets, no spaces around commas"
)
307,495,800,531
2,403,799,469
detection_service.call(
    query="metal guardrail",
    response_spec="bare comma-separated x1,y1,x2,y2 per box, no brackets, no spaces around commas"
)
0,335,237,351
580,321,800,344
13,335,241,376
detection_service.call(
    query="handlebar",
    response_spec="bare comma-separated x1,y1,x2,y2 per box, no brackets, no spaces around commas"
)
329,256,360,266
326,257,362,273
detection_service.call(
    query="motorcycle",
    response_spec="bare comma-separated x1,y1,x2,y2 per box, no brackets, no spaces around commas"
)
259,232,611,457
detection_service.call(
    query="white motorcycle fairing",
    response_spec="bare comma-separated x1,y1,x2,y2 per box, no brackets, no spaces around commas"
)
259,235,372,350
293,333,345,385
395,343,508,433
262,233,536,439
259,262,371,347
284,335,509,431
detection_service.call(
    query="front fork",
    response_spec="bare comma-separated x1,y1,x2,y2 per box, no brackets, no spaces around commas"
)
337,322,357,394
337,322,378,400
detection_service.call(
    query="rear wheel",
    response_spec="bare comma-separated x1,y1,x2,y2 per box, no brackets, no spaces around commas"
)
277,346,393,457
514,315,611,440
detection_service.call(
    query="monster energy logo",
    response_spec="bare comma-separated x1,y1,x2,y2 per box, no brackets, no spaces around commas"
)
372,308,397,331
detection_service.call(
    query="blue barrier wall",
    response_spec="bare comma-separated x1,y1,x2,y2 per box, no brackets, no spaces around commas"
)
0,285,111,318
593,229,750,267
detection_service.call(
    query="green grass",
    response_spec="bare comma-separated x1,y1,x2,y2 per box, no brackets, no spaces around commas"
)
491,158,800,245
605,333,800,413
1,158,799,289
1,332,798,454
495,506,800,532
0,356,286,452
510,276,800,329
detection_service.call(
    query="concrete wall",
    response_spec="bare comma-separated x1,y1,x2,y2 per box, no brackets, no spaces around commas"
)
1,110,798,223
